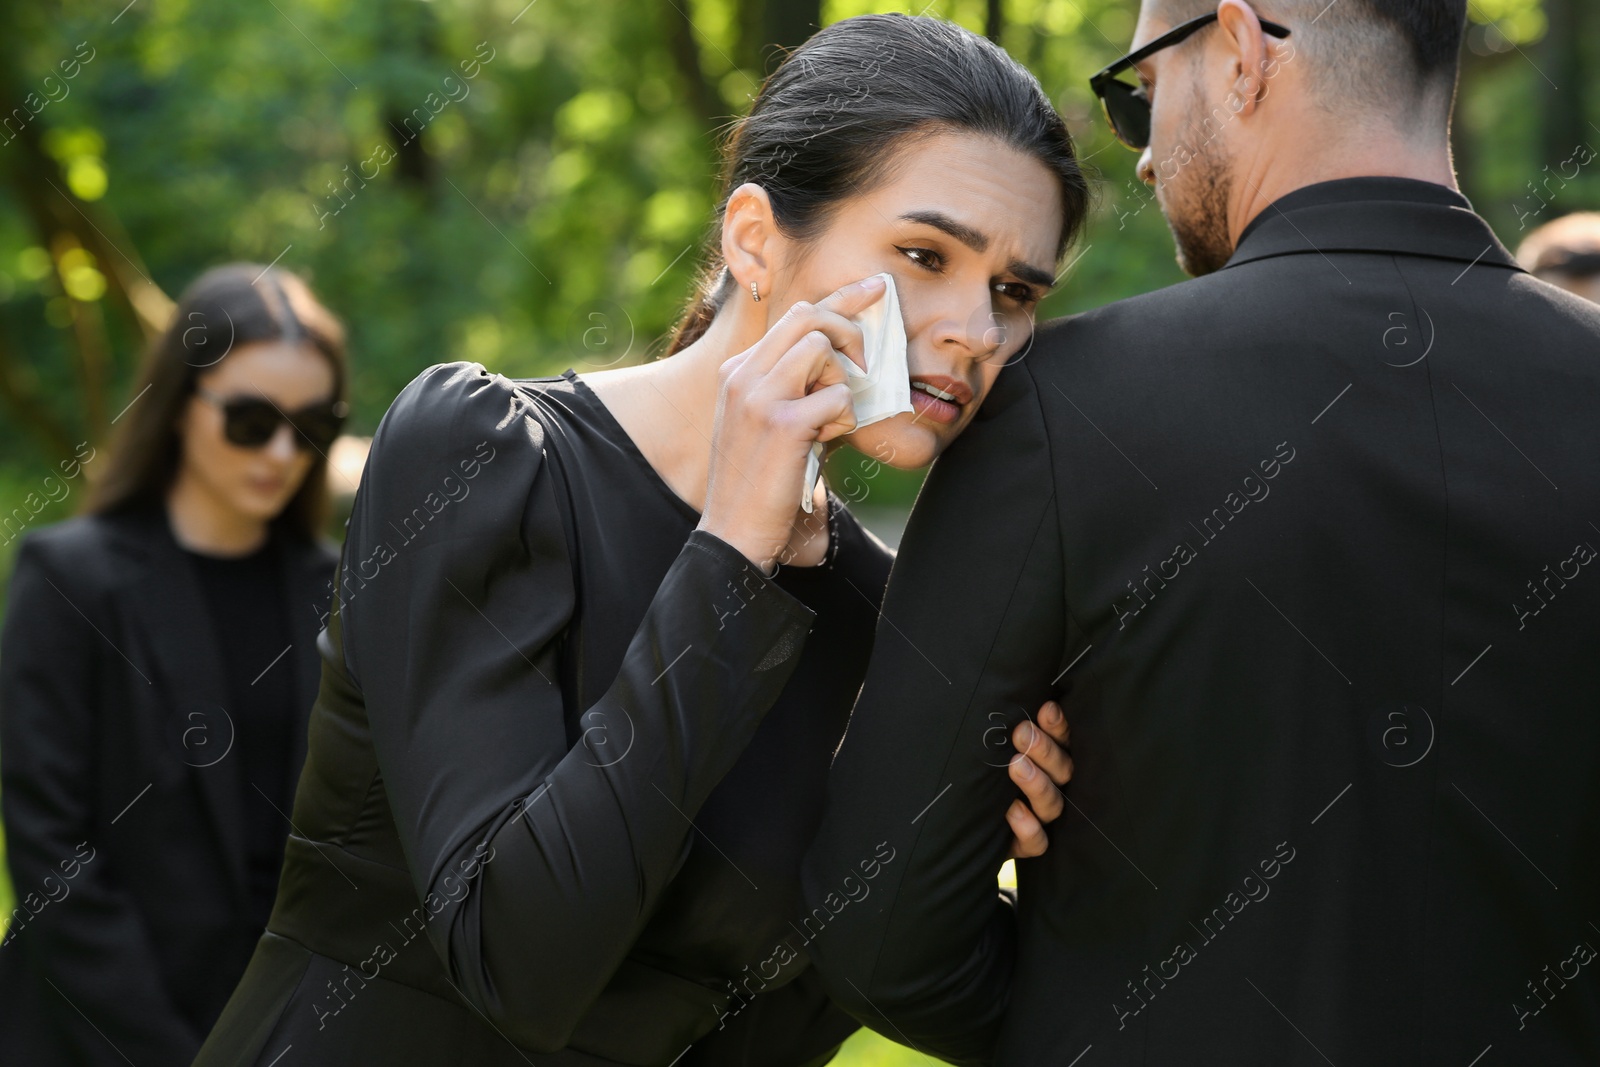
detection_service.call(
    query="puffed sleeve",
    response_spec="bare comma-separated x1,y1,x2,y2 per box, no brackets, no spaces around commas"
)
341,361,817,1053
801,356,1067,1064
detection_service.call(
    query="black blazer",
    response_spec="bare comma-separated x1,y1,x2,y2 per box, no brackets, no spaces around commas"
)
803,178,1600,1064
0,503,335,1066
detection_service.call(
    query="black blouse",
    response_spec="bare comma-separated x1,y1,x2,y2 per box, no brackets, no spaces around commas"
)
194,361,894,1067
180,534,295,928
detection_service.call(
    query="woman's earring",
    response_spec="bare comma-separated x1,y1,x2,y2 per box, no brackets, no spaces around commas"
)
750,281,761,303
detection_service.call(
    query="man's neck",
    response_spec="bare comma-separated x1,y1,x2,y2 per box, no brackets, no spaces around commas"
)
1228,127,1458,246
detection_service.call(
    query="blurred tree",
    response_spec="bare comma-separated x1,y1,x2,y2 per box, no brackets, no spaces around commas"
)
765,0,826,59
669,1,730,128
0,0,1590,510
1529,0,1593,164
987,0,1005,42
0,13,171,458
376,1,445,188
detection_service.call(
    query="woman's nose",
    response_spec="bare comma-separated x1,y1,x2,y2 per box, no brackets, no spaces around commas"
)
1137,146,1155,185
940,295,1007,362
909,282,996,361
265,422,300,461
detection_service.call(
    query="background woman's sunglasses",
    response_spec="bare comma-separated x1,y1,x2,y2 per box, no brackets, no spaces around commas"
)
1089,13,1292,151
196,386,349,451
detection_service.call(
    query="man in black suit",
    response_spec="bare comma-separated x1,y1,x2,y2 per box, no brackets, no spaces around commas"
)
802,1,1600,1063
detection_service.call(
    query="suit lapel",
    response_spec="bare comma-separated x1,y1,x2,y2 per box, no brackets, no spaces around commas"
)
114,506,251,909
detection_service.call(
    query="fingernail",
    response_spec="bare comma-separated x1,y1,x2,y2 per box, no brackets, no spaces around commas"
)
860,275,886,290
1017,722,1036,747
1016,756,1036,779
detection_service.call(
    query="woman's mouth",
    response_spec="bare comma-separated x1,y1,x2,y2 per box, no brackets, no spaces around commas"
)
908,376,971,426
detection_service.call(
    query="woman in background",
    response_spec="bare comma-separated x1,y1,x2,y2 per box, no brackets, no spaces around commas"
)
0,264,347,1065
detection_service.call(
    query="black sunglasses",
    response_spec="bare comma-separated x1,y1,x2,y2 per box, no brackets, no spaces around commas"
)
1089,12,1292,151
1541,250,1600,279
196,386,349,452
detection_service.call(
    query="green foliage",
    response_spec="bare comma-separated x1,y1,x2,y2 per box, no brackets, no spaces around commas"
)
0,0,1595,481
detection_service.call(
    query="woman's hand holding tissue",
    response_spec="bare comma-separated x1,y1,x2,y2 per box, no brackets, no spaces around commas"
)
698,274,885,574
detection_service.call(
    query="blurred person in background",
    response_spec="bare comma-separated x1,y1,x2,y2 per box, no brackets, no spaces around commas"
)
1516,210,1600,305
0,264,347,1065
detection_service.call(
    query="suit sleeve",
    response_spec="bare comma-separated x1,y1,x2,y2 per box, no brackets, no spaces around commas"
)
800,357,1066,1065
341,362,817,1053
1,536,203,1064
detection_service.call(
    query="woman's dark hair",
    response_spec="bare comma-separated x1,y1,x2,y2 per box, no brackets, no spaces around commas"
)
86,263,349,541
668,12,1090,354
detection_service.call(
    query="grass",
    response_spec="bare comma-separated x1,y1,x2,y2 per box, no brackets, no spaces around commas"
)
833,1028,937,1066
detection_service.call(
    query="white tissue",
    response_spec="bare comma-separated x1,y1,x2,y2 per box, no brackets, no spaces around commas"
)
801,272,912,513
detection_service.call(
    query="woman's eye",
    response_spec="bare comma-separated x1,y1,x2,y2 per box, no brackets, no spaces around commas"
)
995,282,1039,306
896,246,942,271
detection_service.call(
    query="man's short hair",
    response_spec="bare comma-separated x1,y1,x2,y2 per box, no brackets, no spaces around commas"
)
1516,212,1600,282
1151,0,1467,117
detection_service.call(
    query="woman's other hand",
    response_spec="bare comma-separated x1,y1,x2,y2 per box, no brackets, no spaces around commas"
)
697,275,885,572
1006,700,1073,859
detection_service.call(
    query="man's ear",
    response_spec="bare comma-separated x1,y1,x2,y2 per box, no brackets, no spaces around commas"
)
1215,0,1273,118
721,182,780,299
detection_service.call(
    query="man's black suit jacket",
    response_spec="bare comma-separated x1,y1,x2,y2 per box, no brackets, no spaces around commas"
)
802,178,1600,1065
0,504,335,1065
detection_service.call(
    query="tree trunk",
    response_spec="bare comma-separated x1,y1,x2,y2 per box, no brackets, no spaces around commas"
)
736,0,765,74
2,103,171,339
54,233,112,441
0,325,75,462
664,0,726,130
1536,0,1588,168
763,0,821,64
0,65,171,456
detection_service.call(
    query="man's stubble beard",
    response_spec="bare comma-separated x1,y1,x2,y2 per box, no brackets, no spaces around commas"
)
1156,108,1237,276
